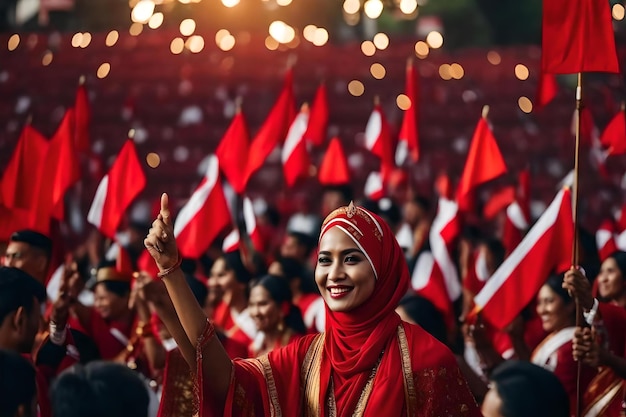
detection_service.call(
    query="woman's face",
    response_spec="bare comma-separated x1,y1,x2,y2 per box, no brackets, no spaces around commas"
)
211,258,239,297
315,227,376,312
597,257,625,300
536,284,574,333
93,284,129,321
248,285,282,333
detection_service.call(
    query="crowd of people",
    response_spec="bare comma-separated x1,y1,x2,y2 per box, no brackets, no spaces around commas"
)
0,183,625,417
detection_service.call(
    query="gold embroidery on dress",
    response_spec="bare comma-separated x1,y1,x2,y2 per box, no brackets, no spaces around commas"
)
301,333,325,417
398,324,417,416
258,355,282,417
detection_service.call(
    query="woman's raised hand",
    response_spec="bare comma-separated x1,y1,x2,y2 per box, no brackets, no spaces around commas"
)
144,193,179,271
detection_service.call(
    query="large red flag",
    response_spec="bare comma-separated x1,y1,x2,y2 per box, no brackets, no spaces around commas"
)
174,155,231,259
1,125,49,210
281,105,310,187
303,83,328,147
542,0,620,74
87,139,146,240
244,70,296,186
74,79,91,153
216,110,249,194
600,105,626,156
473,188,574,330
364,101,395,180
397,60,420,164
457,112,507,211
41,109,81,220
318,137,350,186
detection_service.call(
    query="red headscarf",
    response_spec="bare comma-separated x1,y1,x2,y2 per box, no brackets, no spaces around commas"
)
318,203,410,415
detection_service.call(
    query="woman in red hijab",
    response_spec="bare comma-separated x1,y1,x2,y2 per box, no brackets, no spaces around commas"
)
145,195,481,416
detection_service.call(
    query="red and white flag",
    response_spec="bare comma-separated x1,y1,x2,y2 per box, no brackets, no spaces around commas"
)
430,197,462,304
281,105,310,187
87,139,146,240
396,60,419,165
364,102,394,180
363,171,384,201
502,200,529,256
473,188,573,330
216,110,249,194
174,155,231,259
597,220,618,261
304,83,329,147
411,250,455,329
243,196,264,253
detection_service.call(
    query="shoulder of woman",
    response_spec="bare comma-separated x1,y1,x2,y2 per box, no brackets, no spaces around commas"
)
401,322,457,369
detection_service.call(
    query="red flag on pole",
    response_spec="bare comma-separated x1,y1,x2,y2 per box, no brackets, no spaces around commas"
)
216,109,249,194
244,70,296,186
318,137,350,186
472,188,574,330
303,83,328,147
596,219,618,262
457,109,507,212
396,60,420,164
174,155,231,259
542,0,620,74
87,138,146,240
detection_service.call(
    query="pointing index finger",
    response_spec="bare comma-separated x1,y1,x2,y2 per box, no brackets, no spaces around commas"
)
160,193,171,226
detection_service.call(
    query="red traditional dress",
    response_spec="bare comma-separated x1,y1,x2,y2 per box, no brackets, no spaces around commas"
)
195,204,481,417
582,302,626,417
531,327,597,417
213,302,257,347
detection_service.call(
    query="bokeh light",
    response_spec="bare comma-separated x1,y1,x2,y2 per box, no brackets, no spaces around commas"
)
450,63,464,79
363,0,383,19
312,28,328,46
518,96,533,113
97,63,111,79
131,0,155,23
186,35,205,53
361,40,376,56
343,0,360,14
180,19,196,36
515,63,529,80
399,0,418,14
129,23,143,36
397,94,411,110
80,32,92,48
222,0,240,7
71,33,83,48
370,63,386,79
8,34,19,51
105,30,119,46
218,34,236,51
613,4,625,20
348,80,365,96
487,51,501,65
170,37,184,54
439,64,451,80
148,12,164,29
373,32,389,50
414,41,429,58
426,31,443,49
146,153,161,168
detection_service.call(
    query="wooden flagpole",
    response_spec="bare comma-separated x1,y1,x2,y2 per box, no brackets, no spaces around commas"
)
571,71,583,417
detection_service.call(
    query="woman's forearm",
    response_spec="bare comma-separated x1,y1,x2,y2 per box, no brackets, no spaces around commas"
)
161,268,233,404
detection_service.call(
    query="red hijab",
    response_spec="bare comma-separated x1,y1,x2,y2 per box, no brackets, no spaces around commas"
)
318,203,409,415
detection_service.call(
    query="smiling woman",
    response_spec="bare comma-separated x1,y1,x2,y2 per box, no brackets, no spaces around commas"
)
144,194,482,417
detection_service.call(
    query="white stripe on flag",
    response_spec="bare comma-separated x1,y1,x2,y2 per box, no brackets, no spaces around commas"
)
174,155,220,237
364,110,381,151
474,189,565,308
411,251,435,291
507,201,528,230
87,174,109,229
281,111,309,163
430,198,462,301
243,197,257,235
